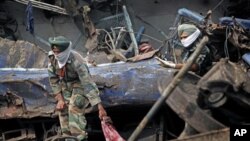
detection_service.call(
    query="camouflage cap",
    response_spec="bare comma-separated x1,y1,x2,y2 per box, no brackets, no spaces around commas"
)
48,36,70,52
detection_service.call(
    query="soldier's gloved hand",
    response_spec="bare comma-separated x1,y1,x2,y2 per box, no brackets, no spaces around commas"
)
98,103,107,120
155,56,176,68
56,100,66,110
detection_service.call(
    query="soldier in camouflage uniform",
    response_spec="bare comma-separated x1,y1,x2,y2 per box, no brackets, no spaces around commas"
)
47,36,107,141
156,23,212,76
156,24,213,138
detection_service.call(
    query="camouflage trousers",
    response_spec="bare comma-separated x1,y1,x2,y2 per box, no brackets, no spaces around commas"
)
58,90,89,141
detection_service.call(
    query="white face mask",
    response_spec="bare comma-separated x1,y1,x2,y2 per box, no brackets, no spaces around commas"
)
181,29,201,47
54,42,72,68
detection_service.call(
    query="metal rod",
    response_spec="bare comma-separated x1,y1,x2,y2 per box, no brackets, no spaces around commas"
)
14,0,68,15
123,5,139,55
135,15,168,39
128,36,209,141
115,27,126,49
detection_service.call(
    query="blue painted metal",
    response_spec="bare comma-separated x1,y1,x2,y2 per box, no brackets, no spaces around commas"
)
136,26,145,44
90,59,175,106
242,53,250,66
219,17,250,30
174,8,205,26
0,59,176,118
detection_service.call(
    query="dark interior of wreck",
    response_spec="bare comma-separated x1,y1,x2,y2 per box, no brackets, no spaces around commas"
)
0,105,184,141
1,0,250,141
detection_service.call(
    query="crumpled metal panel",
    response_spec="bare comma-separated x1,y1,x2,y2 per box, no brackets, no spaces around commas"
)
0,38,176,119
0,38,224,136
196,59,250,124
0,68,55,118
198,59,249,93
159,72,225,133
91,60,175,106
0,59,176,119
0,37,48,68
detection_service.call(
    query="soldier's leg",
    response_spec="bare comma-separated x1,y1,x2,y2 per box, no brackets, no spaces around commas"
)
58,108,71,136
69,93,88,140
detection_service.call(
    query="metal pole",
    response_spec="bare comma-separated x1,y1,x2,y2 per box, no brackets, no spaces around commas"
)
128,36,209,141
123,5,139,55
135,15,168,40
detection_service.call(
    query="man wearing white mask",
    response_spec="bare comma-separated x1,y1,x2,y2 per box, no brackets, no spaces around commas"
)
156,24,213,138
47,36,107,141
156,23,212,76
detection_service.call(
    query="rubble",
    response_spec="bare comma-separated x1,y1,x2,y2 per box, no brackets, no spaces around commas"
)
0,0,250,140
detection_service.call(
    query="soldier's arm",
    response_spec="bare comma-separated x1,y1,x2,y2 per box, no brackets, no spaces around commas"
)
47,56,62,97
155,56,198,71
175,63,199,71
74,61,101,106
48,64,67,111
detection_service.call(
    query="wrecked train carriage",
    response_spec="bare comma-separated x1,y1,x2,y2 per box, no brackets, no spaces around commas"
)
0,38,236,141
154,8,250,141
0,38,184,140
1,1,250,140
0,37,166,118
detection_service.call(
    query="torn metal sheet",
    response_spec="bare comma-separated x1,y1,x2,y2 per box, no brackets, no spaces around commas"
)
159,72,225,133
198,59,249,94
0,59,176,119
0,38,226,136
0,68,55,118
91,59,174,106
197,59,250,124
0,38,48,68
0,38,175,118
0,38,227,136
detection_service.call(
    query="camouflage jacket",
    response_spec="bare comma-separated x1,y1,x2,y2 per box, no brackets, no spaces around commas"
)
47,50,101,106
181,45,212,76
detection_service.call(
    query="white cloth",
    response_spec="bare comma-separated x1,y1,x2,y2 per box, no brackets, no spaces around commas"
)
55,42,72,68
155,57,176,68
181,29,201,47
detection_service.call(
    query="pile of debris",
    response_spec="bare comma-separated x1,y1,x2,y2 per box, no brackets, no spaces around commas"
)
1,0,250,140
